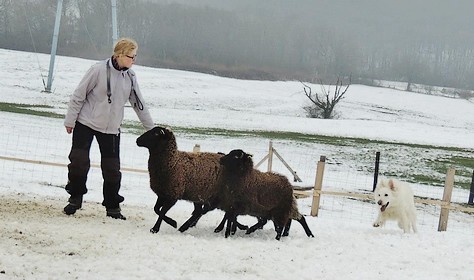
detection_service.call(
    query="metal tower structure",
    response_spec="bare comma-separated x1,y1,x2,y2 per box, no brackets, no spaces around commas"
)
45,0,118,92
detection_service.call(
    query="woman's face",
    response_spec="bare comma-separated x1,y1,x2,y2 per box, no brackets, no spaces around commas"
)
116,48,137,69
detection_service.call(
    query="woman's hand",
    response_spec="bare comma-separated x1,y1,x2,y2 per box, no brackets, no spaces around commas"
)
66,126,73,134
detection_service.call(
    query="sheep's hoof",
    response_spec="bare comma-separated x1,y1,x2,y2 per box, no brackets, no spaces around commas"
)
236,222,248,230
178,219,196,232
245,228,255,235
161,215,178,228
169,220,178,228
150,228,160,234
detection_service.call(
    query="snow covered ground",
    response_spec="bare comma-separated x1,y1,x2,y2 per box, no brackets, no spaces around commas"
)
1,48,473,279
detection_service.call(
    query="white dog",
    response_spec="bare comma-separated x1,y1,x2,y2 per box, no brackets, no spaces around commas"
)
373,178,417,233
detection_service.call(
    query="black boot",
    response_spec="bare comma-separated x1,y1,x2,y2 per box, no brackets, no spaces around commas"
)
106,207,126,220
64,195,83,215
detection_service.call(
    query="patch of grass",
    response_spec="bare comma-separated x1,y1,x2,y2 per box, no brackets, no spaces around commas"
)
434,156,474,170
3,102,474,190
0,102,63,119
410,174,445,188
128,124,474,153
428,155,474,189
178,128,473,153
452,156,474,169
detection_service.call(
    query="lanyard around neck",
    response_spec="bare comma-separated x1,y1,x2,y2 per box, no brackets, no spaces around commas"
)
106,60,112,104
106,59,143,110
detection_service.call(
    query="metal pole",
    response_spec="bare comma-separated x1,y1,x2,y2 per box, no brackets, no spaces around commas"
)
468,170,474,205
45,0,63,93
111,0,118,43
372,151,380,191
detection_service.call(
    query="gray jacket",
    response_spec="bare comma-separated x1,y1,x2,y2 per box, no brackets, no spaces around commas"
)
64,59,154,134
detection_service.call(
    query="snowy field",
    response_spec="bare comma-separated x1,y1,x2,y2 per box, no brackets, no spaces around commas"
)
1,48,473,279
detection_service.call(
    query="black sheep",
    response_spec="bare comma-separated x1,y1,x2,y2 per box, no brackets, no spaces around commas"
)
136,126,226,233
217,149,314,240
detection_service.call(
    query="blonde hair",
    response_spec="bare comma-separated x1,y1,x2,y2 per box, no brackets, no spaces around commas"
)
113,38,138,57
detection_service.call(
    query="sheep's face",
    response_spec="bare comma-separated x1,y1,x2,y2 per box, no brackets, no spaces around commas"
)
220,149,254,172
136,126,173,149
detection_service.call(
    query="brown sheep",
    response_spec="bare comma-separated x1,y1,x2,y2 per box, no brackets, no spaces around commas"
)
136,126,225,233
216,149,314,240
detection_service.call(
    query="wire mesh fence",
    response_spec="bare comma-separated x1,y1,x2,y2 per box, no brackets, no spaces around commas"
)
0,112,473,235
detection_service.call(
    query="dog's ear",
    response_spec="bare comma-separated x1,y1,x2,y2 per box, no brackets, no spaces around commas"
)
389,179,396,191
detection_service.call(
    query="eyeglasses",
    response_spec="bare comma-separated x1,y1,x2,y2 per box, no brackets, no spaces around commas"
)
125,54,137,60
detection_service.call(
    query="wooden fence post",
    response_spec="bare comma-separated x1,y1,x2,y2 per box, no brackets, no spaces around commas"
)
193,144,200,154
438,168,455,232
267,141,273,172
373,151,380,191
468,170,474,205
311,156,326,217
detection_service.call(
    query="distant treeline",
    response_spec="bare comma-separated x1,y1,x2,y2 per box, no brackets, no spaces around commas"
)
2,0,474,90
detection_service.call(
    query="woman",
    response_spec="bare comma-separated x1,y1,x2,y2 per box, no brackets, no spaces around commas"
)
63,38,154,220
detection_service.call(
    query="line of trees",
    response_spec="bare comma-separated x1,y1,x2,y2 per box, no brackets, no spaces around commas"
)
2,0,474,90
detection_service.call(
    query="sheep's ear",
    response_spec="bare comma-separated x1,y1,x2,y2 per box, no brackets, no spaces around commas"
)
153,128,165,136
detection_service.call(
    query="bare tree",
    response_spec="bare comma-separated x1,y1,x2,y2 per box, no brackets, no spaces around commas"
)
301,76,351,119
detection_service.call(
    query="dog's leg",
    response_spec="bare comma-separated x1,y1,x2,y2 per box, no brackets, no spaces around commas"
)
410,206,418,233
373,213,385,228
410,213,418,233
398,213,411,233
398,220,409,233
